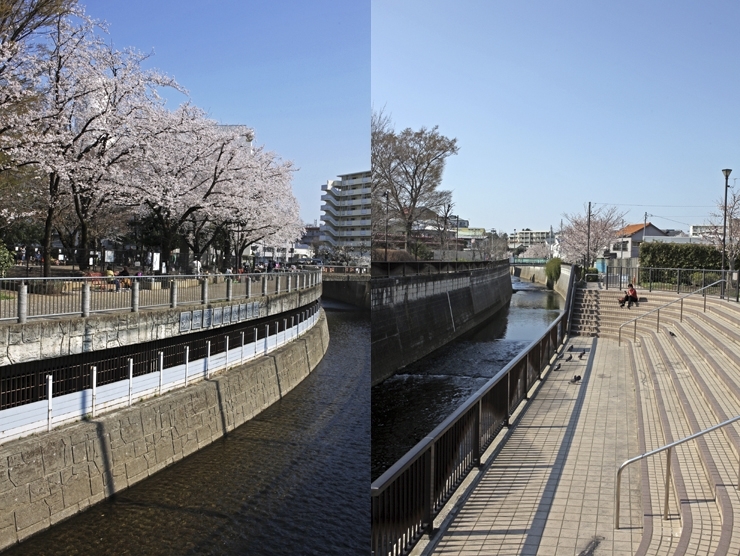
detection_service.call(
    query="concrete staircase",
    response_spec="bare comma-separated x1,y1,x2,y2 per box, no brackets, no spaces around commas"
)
570,284,740,555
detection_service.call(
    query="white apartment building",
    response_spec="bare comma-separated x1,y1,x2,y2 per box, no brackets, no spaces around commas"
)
508,228,554,249
319,171,372,255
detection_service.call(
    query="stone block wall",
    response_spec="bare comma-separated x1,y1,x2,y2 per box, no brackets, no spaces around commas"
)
371,265,513,385
321,276,371,309
512,264,572,298
0,311,329,551
0,285,321,366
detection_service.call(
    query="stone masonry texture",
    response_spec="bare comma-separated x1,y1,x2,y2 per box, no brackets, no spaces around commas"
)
0,311,329,551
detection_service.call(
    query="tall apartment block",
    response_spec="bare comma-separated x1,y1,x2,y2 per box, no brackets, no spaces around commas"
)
319,171,372,256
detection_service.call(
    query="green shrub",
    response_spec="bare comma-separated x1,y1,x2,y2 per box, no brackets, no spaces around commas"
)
0,244,13,277
545,257,561,283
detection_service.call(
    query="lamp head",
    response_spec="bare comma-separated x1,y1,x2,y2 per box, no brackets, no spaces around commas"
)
723,168,732,179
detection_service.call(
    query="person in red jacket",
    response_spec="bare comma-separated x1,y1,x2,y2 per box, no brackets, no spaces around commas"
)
619,284,638,308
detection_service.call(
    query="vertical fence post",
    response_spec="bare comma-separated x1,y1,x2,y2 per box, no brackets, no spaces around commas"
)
225,336,229,368
664,447,673,520
82,282,91,318
201,278,209,305
288,275,292,293
206,341,211,378
424,444,435,535
264,325,269,353
474,400,481,466
276,275,281,294
184,346,190,386
170,279,178,308
677,269,681,294
132,280,139,312
262,275,267,296
128,358,133,407
158,352,164,395
227,277,233,301
254,328,258,357
91,366,97,418
649,268,653,292
246,276,252,298
47,375,53,432
241,331,245,362
17,283,27,324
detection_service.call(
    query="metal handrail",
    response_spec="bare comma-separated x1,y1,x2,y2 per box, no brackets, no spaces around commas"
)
618,279,726,345
370,266,575,556
615,414,740,529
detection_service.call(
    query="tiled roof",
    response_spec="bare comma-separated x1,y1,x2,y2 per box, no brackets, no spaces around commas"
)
617,223,649,237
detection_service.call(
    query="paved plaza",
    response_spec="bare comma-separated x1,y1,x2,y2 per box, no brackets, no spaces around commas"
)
415,287,740,556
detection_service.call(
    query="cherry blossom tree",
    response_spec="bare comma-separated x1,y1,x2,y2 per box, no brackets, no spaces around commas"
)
1,13,178,272
558,204,626,266
1,8,304,275
522,242,551,259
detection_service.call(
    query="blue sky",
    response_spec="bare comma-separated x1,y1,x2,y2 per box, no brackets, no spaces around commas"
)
372,1,740,236
82,0,370,227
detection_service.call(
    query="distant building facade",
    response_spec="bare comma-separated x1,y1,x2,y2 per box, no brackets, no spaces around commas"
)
319,171,372,256
508,228,555,250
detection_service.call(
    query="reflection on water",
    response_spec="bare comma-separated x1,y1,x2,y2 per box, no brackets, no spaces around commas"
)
6,309,370,556
371,277,563,480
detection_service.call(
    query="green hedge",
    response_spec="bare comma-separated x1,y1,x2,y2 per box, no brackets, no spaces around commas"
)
639,242,733,269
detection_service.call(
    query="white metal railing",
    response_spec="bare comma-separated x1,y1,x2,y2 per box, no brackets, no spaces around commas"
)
615,414,740,528
0,308,321,444
618,279,726,345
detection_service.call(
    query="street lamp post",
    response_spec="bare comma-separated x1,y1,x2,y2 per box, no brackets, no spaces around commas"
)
722,169,732,299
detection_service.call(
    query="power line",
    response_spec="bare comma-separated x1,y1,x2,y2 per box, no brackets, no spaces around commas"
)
593,202,715,208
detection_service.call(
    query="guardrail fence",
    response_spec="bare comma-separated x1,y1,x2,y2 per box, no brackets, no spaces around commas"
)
370,271,576,556
0,271,321,323
0,302,321,443
605,266,739,301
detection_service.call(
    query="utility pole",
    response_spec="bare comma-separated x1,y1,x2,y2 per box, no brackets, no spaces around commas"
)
586,202,591,269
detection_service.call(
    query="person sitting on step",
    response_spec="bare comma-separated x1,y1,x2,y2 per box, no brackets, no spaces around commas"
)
619,284,638,308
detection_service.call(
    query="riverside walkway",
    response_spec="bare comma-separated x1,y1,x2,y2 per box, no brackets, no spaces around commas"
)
418,283,740,556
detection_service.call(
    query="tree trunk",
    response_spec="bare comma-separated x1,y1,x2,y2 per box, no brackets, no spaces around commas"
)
42,173,61,277
78,220,90,271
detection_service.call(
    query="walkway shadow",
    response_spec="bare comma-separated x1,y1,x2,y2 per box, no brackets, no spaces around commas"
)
520,336,597,554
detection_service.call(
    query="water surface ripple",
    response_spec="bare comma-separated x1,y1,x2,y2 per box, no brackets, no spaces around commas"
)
371,277,563,480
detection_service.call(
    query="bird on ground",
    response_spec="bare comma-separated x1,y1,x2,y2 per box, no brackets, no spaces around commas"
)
554,363,561,371
668,330,676,337
565,354,573,362
568,345,574,352
578,351,584,360
573,375,582,382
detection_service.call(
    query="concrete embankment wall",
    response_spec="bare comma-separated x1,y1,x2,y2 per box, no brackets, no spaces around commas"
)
0,284,321,366
0,311,329,551
511,264,572,298
371,264,512,386
321,276,370,309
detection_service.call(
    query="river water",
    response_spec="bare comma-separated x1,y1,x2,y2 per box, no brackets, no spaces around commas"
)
371,276,564,481
6,303,370,556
